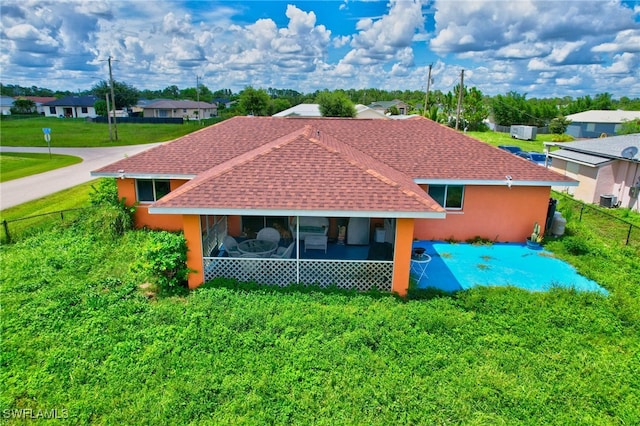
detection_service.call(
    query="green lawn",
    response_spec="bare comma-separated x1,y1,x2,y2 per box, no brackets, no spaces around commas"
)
1,182,639,424
466,130,557,152
0,152,82,182
0,116,218,147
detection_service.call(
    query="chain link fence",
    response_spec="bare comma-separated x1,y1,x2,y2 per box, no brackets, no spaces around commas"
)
553,192,640,251
1,208,88,244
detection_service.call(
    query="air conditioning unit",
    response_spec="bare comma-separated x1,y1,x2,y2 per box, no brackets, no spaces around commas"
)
599,194,617,208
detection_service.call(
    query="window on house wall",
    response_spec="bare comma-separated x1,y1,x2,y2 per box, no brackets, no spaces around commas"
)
136,179,171,202
81,107,88,113
241,216,289,238
427,185,464,209
49,107,56,114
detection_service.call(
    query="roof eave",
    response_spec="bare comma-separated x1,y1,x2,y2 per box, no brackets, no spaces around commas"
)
90,172,196,180
147,207,446,219
414,178,578,187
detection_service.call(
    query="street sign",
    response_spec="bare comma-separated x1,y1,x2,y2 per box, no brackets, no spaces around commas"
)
42,128,52,158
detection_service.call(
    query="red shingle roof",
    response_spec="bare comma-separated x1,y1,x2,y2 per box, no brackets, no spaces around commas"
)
93,116,575,215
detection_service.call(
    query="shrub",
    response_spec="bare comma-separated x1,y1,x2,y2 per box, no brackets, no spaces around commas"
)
562,236,590,255
138,231,191,289
551,133,575,142
87,178,135,237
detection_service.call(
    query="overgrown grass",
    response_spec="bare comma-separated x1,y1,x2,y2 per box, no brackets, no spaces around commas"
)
1,190,639,423
0,152,82,182
0,180,97,243
0,116,219,147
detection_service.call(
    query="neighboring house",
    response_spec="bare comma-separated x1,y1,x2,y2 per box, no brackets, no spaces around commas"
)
14,96,57,114
142,100,217,120
0,95,15,115
368,99,411,115
273,103,388,119
92,116,576,295
43,95,98,118
565,110,640,138
546,133,640,211
213,98,236,109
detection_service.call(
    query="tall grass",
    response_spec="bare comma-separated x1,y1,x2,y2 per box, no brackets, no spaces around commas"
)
1,189,639,423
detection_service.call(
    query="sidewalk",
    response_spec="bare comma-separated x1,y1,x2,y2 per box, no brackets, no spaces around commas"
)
0,144,163,210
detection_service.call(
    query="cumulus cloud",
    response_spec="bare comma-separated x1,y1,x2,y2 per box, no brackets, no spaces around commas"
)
0,0,637,97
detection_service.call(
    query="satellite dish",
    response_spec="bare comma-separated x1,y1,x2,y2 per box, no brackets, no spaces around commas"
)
621,146,638,160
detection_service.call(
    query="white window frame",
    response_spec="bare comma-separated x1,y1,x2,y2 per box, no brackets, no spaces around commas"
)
135,179,171,203
428,184,465,210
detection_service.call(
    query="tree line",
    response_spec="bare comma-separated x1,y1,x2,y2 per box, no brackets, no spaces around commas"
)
2,81,639,131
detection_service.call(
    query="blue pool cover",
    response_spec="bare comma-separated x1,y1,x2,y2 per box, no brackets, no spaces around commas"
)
412,241,607,294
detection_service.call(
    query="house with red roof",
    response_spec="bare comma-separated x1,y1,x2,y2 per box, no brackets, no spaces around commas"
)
92,116,577,295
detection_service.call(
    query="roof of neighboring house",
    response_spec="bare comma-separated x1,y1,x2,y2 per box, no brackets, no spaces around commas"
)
93,116,576,216
43,95,97,107
565,110,640,124
273,103,322,117
549,149,613,167
273,103,389,119
368,100,408,109
547,133,640,164
143,100,217,109
15,96,57,104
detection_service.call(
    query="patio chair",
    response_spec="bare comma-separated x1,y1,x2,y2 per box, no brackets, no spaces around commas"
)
223,236,241,257
257,227,281,244
271,242,295,259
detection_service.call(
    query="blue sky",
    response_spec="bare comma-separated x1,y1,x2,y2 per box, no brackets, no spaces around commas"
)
1,0,639,98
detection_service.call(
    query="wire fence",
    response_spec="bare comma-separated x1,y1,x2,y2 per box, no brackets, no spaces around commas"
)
553,192,640,250
1,208,89,243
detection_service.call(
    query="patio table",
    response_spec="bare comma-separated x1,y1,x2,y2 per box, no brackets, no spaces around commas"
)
237,239,278,258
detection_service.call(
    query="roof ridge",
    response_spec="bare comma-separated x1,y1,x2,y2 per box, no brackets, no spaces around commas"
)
308,127,443,211
154,124,312,205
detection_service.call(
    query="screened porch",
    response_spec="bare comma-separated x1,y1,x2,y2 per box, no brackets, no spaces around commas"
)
201,215,396,291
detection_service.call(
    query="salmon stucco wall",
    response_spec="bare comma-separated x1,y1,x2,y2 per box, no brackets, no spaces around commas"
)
116,178,188,231
414,185,552,242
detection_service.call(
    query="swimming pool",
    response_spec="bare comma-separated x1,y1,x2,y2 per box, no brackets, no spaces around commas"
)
411,241,607,294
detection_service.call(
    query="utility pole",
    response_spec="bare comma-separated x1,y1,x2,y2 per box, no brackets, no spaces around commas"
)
455,69,464,131
424,63,432,117
108,56,118,140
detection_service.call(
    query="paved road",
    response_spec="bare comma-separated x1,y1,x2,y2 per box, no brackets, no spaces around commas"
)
0,144,163,210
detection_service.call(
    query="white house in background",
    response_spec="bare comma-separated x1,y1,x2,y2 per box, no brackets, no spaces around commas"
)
546,133,640,211
273,103,389,119
0,96,14,115
43,96,98,118
142,100,217,120
565,110,640,138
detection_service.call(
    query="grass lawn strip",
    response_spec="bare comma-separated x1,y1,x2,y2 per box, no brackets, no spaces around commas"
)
0,117,219,147
0,152,82,182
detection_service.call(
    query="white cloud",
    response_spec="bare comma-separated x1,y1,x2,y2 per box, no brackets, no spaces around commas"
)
592,29,640,53
0,0,638,98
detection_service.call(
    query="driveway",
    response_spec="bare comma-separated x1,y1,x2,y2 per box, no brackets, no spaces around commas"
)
0,144,163,210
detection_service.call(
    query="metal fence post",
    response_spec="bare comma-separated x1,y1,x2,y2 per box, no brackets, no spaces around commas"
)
2,220,10,243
